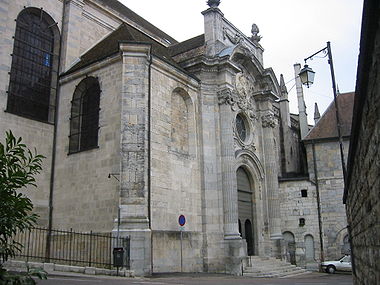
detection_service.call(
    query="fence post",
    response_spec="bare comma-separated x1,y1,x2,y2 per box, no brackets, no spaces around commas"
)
69,228,73,266
45,227,51,263
89,231,93,267
27,229,31,263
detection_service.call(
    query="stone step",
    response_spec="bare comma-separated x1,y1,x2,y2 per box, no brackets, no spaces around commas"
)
279,270,313,278
245,267,306,275
243,256,310,278
245,262,296,268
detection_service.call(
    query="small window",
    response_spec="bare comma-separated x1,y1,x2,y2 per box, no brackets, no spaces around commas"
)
299,218,305,227
301,189,308,197
69,77,100,154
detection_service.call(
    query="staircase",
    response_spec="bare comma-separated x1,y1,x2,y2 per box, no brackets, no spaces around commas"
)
243,256,311,278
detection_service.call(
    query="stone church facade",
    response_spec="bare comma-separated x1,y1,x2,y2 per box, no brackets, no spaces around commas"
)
0,0,350,275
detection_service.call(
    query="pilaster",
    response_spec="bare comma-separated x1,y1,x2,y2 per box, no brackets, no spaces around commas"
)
116,42,152,276
218,88,241,240
60,0,85,71
202,7,225,57
257,91,283,257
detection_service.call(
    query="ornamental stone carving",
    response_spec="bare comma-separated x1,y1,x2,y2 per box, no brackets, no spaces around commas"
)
217,87,258,121
236,72,258,120
223,27,243,45
217,88,238,109
261,112,277,128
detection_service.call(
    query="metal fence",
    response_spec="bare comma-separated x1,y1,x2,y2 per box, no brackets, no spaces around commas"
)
12,227,130,269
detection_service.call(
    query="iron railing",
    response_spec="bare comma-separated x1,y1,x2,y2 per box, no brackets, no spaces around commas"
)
12,227,130,269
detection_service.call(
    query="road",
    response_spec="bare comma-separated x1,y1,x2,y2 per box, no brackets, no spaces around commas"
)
38,272,353,285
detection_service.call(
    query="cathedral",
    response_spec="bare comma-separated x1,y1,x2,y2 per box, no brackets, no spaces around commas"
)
0,0,350,275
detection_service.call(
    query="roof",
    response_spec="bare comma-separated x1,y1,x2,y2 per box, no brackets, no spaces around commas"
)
95,0,177,45
303,92,355,141
63,23,182,76
169,34,205,56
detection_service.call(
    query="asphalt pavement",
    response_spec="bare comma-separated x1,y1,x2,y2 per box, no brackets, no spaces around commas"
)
37,272,353,285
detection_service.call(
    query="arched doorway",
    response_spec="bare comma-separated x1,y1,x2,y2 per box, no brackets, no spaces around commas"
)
304,235,315,262
237,167,255,255
283,231,296,265
341,234,351,255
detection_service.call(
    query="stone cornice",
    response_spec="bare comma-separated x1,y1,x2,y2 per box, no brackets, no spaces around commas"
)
119,42,151,60
179,55,241,74
60,54,120,84
151,58,199,90
253,90,279,102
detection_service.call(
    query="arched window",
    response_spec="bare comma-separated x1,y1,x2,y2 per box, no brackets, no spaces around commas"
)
7,8,59,123
69,77,100,154
171,89,189,154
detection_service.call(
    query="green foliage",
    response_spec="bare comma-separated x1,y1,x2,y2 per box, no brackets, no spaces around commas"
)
0,265,47,284
0,130,45,264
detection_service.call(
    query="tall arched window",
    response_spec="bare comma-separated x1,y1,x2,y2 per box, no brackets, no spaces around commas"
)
171,89,189,154
69,77,100,154
7,8,59,123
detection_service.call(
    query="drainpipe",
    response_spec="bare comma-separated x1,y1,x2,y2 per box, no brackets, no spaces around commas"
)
46,0,66,262
311,141,324,270
147,52,153,274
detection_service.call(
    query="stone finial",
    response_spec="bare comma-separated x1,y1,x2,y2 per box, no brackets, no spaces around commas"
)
280,74,288,95
314,102,321,124
207,0,221,8
251,23,262,43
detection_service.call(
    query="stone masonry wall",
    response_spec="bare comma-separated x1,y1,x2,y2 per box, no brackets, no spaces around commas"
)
54,60,122,232
346,6,380,283
279,179,319,267
0,0,64,227
306,140,350,261
150,61,203,272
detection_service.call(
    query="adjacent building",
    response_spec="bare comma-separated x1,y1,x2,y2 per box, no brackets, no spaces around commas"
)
345,0,380,284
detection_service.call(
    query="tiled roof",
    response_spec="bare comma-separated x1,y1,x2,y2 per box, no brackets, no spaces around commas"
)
96,0,177,45
169,34,205,56
63,23,181,75
304,92,355,141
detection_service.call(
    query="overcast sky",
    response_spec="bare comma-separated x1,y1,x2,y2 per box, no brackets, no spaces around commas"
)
120,0,363,122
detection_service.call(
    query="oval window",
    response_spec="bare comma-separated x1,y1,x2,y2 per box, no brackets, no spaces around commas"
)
236,114,247,142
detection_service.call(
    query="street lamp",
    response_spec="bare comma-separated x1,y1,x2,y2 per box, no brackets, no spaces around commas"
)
299,41,347,183
299,64,315,88
299,42,348,267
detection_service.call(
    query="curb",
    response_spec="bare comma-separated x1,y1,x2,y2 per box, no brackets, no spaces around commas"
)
4,260,134,278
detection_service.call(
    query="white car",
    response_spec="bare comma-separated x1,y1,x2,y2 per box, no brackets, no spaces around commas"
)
321,255,352,273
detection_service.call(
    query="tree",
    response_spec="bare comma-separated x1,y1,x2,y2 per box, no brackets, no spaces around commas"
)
0,130,46,283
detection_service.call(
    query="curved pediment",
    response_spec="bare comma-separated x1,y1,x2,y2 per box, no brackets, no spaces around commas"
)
220,44,280,97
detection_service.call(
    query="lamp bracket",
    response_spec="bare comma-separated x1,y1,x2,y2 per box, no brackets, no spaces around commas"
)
304,46,328,63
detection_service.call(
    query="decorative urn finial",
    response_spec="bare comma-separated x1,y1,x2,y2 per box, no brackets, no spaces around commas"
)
250,23,262,43
207,0,221,8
